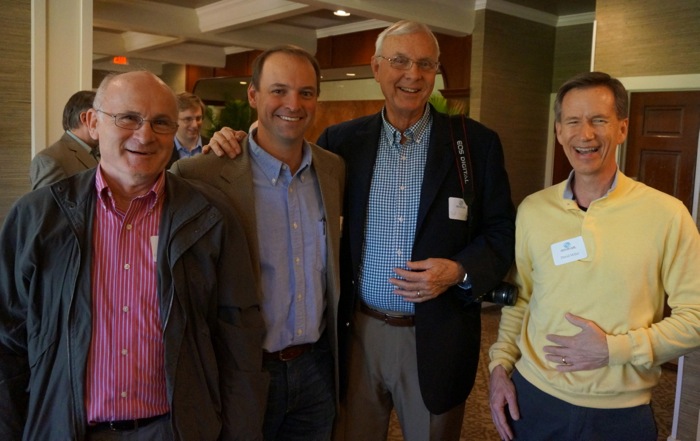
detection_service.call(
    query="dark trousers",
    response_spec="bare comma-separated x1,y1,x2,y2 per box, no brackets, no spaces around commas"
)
510,370,657,441
263,336,335,441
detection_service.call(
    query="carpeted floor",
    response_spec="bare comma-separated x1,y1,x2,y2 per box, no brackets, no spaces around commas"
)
387,305,677,441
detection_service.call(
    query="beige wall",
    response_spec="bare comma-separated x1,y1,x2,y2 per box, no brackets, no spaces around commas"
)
595,0,700,76
0,1,31,226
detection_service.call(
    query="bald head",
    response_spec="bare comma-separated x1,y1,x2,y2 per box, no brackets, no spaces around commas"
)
87,71,180,199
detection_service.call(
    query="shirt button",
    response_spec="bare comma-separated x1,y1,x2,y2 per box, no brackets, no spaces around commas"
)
120,391,127,398
293,222,298,229
121,348,128,356
122,306,129,313
296,329,303,336
126,224,132,230
124,263,130,270
295,257,300,264
399,185,406,190
397,249,403,256
296,294,302,301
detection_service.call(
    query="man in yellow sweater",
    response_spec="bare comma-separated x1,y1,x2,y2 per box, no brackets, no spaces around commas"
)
488,71,700,441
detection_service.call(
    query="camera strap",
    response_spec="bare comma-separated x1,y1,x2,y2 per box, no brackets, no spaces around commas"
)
447,114,474,236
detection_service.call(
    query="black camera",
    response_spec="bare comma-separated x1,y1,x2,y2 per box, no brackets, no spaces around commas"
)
460,281,518,306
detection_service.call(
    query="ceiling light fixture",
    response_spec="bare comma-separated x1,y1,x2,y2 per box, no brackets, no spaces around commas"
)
345,73,356,77
333,10,351,17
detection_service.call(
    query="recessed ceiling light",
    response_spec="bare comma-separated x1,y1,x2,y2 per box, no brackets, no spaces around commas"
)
239,81,247,85
345,72,356,77
333,10,351,17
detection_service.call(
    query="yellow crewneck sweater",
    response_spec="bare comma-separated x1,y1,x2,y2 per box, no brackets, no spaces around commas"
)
490,171,700,408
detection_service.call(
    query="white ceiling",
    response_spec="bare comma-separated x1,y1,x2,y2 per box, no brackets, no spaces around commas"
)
92,0,595,77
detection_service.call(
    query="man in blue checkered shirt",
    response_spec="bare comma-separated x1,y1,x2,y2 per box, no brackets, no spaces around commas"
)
206,20,515,441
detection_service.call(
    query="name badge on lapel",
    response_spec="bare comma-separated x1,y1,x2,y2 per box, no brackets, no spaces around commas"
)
449,197,468,221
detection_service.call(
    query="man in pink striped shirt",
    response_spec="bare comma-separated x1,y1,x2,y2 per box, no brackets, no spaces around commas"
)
0,71,267,440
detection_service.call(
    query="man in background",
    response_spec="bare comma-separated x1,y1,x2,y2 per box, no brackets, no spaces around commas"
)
171,46,344,440
0,70,267,440
167,91,209,168
489,71,700,441
30,90,99,189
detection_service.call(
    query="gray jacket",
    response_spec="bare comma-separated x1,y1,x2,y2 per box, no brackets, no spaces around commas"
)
0,169,267,440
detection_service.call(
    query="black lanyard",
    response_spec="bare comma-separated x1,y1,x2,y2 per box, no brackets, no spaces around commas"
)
448,114,474,207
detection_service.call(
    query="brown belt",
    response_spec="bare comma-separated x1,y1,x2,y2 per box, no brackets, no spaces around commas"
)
360,302,415,327
263,343,313,362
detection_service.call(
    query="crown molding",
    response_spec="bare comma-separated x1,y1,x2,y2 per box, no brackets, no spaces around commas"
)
475,0,594,27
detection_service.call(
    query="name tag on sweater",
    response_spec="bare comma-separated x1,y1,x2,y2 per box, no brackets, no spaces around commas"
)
551,236,587,266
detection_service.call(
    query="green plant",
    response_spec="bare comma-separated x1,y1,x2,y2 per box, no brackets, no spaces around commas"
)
206,98,257,137
429,93,466,115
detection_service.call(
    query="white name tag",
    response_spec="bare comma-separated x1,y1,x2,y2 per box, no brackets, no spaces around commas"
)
551,236,587,266
449,197,468,221
150,236,159,262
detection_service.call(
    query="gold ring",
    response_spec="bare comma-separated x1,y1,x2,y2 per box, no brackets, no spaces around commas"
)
417,291,421,298
562,356,567,365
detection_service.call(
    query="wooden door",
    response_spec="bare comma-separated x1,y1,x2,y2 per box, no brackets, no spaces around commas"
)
624,91,700,211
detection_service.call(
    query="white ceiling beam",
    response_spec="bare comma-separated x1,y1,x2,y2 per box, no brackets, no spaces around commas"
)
197,0,318,33
121,32,181,53
133,43,227,67
93,29,226,68
297,0,475,36
94,0,201,36
216,23,317,53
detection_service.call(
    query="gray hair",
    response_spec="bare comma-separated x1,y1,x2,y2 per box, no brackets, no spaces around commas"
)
374,20,440,58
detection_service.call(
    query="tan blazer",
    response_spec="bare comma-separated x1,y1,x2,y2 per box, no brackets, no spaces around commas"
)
170,137,346,401
29,132,98,190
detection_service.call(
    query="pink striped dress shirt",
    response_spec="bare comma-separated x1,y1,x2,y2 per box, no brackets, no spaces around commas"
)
85,167,169,422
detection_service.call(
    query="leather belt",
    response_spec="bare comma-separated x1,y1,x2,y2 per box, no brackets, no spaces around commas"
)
263,343,313,362
360,302,415,327
88,413,169,432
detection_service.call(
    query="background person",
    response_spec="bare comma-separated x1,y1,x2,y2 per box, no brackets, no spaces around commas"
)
30,90,99,189
488,71,700,441
0,71,267,440
167,91,209,168
171,46,345,441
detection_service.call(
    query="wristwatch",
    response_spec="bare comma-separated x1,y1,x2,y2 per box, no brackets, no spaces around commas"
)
458,270,471,290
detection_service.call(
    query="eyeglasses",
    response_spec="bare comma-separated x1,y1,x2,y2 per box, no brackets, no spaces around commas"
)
96,109,179,134
375,55,440,72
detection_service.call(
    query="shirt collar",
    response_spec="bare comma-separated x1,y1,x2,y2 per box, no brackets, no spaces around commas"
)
380,104,432,145
562,169,619,200
95,165,165,212
248,134,312,184
174,135,203,155
66,130,95,154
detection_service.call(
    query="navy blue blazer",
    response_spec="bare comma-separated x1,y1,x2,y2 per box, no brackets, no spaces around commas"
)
317,106,515,414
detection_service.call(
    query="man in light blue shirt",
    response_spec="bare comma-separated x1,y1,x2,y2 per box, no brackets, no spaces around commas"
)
170,46,345,441
167,92,209,168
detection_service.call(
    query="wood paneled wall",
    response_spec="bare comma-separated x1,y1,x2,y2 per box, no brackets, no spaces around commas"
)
472,10,556,206
552,24,593,92
308,100,385,144
595,0,700,76
0,1,31,227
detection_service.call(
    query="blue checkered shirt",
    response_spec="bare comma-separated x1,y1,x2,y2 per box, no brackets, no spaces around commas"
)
358,106,432,314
